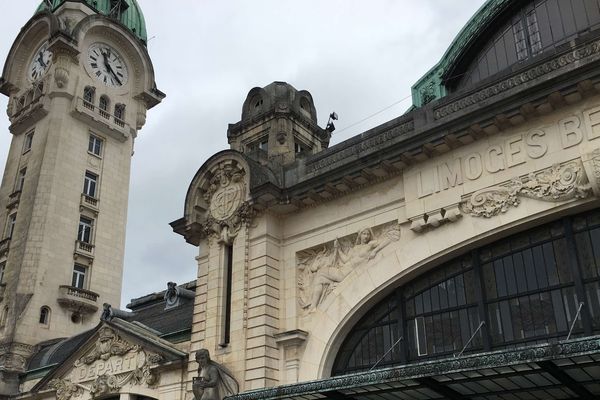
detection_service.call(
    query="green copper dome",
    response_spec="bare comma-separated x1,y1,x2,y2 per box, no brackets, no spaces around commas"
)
36,0,147,44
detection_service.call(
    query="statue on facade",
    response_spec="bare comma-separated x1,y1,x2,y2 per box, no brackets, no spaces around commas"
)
298,224,401,312
193,349,239,400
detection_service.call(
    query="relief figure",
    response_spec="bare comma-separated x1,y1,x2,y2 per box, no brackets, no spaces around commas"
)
299,225,400,312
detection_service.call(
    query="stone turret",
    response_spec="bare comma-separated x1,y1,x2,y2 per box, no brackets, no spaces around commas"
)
227,81,331,166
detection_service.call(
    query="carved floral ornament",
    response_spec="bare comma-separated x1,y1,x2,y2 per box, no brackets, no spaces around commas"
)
49,327,163,400
199,161,253,244
460,159,593,218
297,224,401,313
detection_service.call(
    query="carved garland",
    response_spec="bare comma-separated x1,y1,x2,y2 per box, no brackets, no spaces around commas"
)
49,379,83,400
461,161,592,218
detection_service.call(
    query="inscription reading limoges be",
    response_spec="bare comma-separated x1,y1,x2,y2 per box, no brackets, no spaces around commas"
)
417,105,600,198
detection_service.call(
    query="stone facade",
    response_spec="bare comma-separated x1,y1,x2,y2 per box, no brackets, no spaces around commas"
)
0,1,163,396
7,0,600,399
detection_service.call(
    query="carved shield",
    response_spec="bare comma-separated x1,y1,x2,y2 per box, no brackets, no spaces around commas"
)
209,181,245,221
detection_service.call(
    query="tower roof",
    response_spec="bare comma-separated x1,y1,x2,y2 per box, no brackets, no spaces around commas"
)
36,0,147,44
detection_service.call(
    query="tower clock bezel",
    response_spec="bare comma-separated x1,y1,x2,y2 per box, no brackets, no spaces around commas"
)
27,41,53,82
86,42,129,88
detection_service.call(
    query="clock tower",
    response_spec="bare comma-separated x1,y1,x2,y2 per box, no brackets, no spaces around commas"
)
0,1,163,394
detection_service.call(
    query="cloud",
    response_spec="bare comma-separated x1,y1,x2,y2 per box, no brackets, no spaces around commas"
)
0,0,485,307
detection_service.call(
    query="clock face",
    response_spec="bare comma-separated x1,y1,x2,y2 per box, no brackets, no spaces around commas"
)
28,42,52,81
87,43,129,87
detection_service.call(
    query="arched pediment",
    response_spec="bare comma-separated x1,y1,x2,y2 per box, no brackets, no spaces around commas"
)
0,11,60,95
72,14,157,97
173,150,282,246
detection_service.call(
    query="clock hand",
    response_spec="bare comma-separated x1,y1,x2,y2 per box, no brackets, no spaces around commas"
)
101,51,122,85
37,53,47,68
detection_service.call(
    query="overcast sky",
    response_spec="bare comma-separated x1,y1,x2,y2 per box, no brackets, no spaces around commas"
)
0,0,485,307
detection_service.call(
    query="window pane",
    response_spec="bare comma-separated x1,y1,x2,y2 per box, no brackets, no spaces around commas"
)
586,282,600,329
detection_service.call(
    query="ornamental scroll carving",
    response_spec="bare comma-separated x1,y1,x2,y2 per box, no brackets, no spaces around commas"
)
461,160,592,218
298,224,401,313
202,163,253,244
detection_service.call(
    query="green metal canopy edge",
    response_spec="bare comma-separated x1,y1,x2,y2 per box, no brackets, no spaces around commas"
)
411,0,515,108
36,0,147,44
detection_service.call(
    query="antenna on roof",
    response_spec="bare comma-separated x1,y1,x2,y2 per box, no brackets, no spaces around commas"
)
326,111,338,133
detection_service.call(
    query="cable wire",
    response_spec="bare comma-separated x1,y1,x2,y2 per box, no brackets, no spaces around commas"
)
333,93,413,135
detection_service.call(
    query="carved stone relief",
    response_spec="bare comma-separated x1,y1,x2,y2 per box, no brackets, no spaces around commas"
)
410,204,462,233
581,148,600,197
49,379,83,400
298,224,401,313
77,327,136,365
48,328,163,399
201,162,253,244
461,160,592,218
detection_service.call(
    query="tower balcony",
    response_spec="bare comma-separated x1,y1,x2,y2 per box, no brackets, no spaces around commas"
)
57,285,99,314
72,97,133,142
8,80,49,135
80,193,99,214
0,238,9,257
74,240,95,258
6,190,21,210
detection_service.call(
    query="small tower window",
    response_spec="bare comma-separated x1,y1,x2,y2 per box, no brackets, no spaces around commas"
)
114,104,125,126
259,138,268,151
16,168,26,192
23,131,34,154
83,171,98,198
77,216,93,244
83,86,95,108
99,95,110,119
0,261,6,284
72,264,87,289
88,134,103,157
39,306,50,325
109,0,129,19
5,213,17,239
0,306,8,327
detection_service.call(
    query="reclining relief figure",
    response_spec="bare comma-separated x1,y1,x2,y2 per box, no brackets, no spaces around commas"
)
299,224,401,312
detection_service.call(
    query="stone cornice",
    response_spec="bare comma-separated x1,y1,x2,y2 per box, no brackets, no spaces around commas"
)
254,38,600,211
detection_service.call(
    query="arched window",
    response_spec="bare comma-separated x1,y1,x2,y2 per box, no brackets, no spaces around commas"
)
99,95,110,119
0,306,8,327
83,86,95,108
114,103,125,126
332,209,600,375
39,306,50,325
